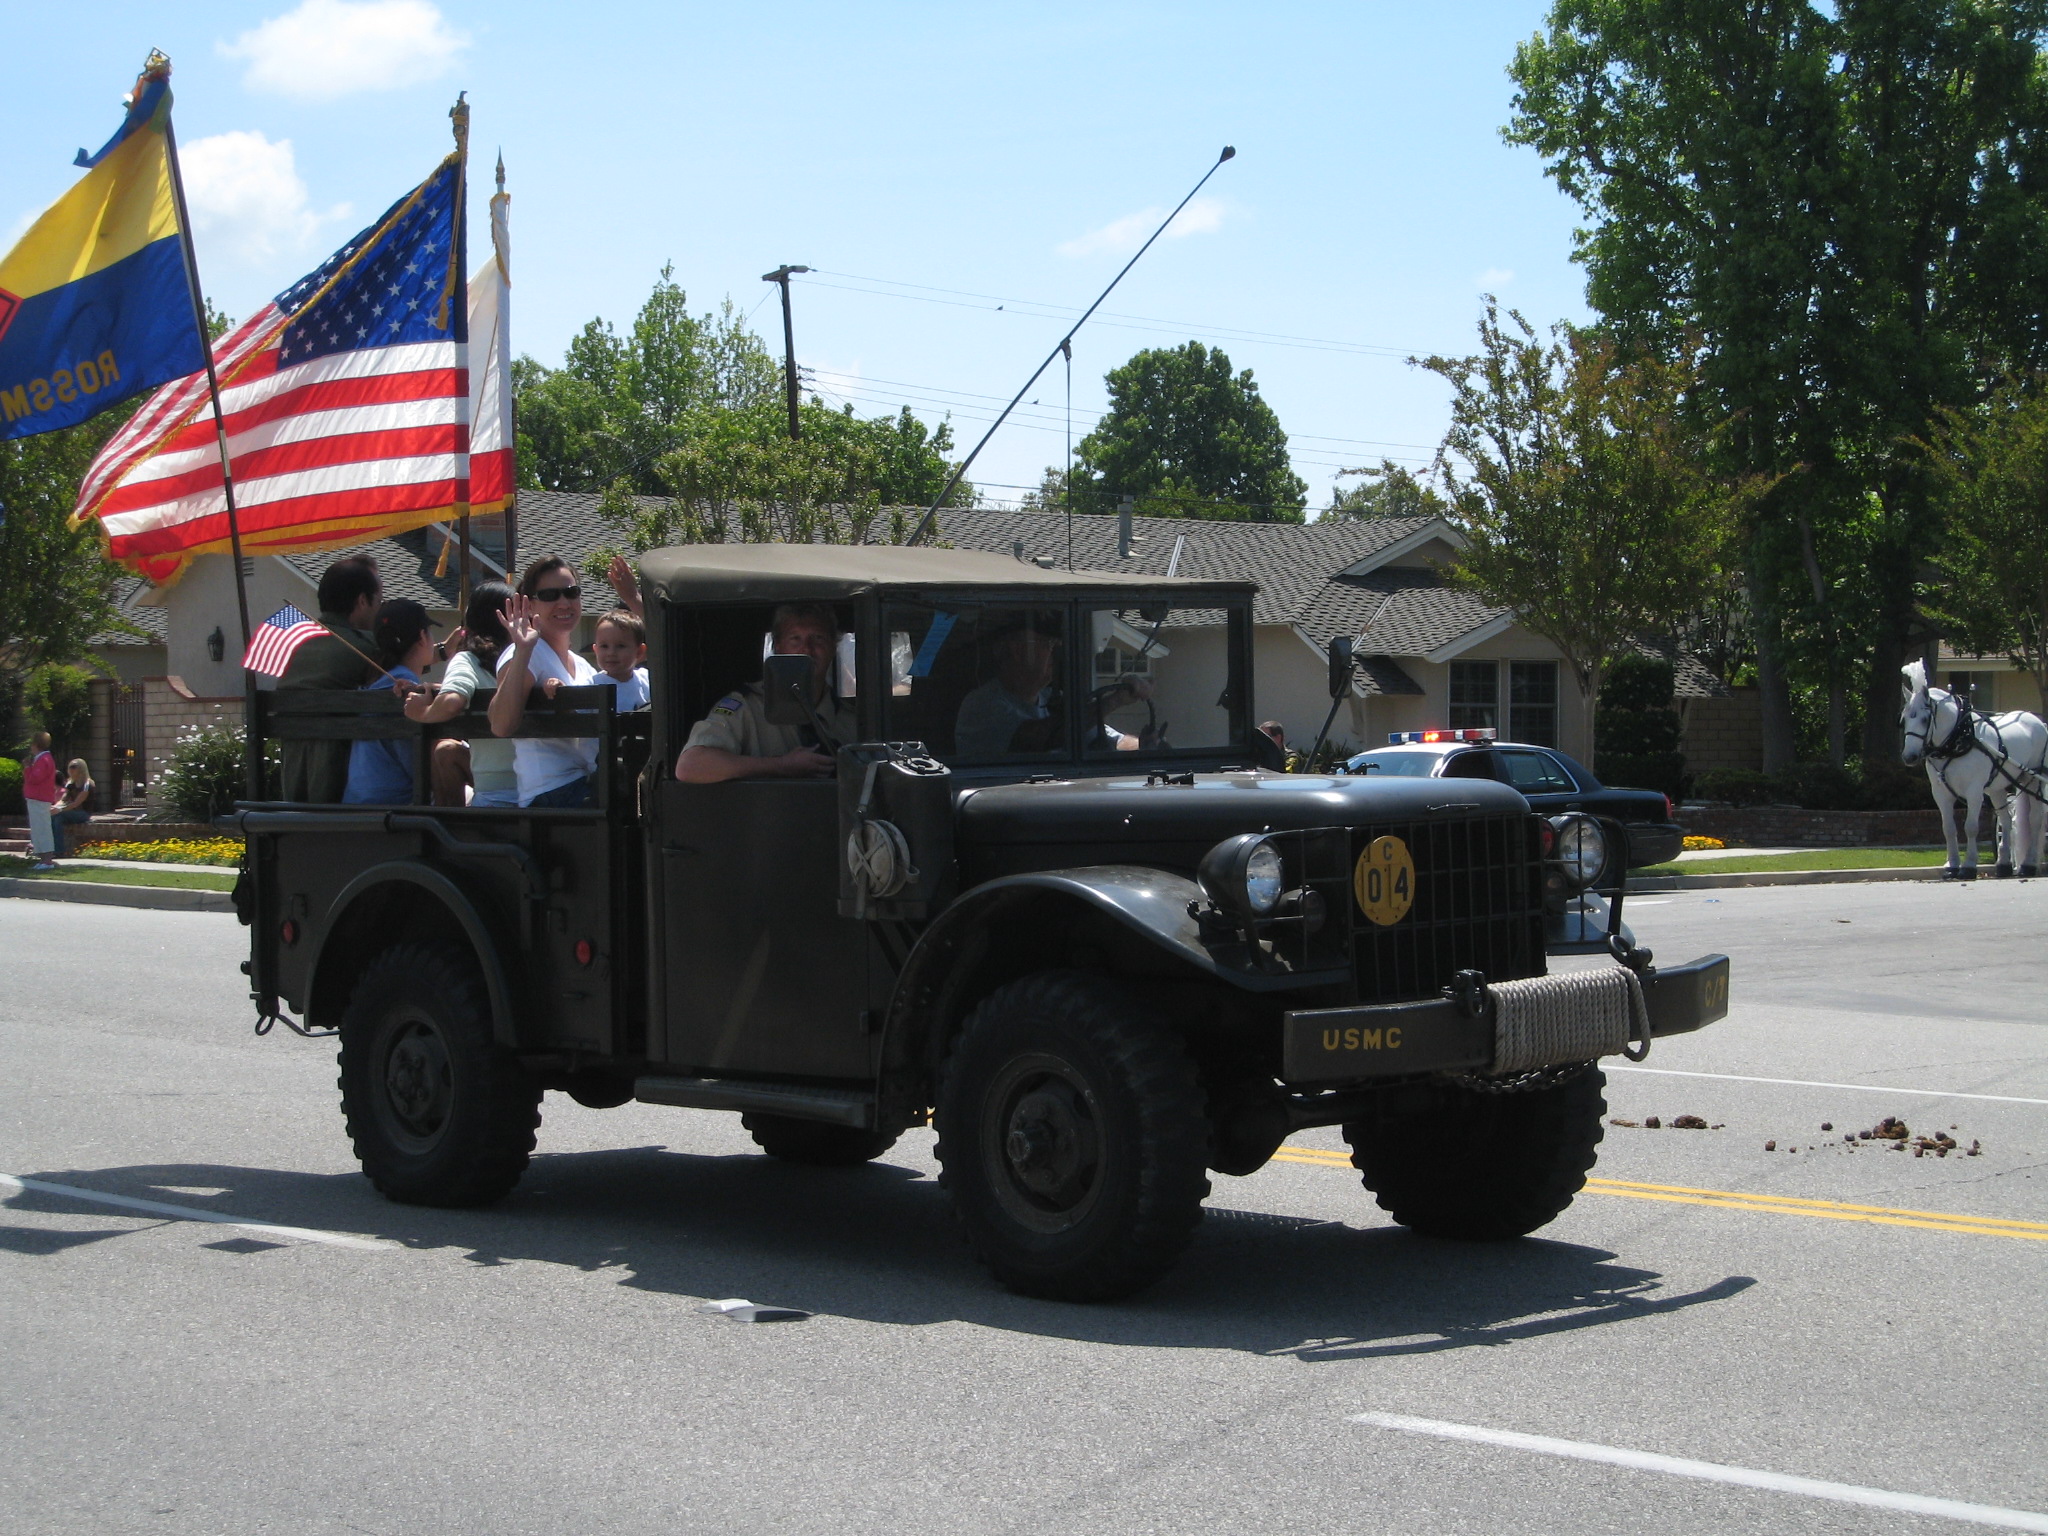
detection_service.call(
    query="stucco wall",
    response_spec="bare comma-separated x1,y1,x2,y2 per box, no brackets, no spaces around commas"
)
164,554,321,698
142,678,241,808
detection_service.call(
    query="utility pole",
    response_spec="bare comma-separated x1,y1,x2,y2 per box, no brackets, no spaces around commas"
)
762,264,809,439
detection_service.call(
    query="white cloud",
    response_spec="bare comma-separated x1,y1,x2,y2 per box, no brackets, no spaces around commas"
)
1057,195,1227,259
221,0,468,101
179,131,350,261
1475,267,1515,290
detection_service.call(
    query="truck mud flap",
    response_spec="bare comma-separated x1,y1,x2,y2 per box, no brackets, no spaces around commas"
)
1283,953,1730,1086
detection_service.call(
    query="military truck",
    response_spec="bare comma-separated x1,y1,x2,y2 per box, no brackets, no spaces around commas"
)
234,544,1729,1301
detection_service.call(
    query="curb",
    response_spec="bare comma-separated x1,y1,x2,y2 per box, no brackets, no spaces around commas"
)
0,878,235,913
1629,866,1956,893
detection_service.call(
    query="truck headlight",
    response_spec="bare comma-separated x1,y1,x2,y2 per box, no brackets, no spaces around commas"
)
1199,833,1286,919
1548,813,1609,891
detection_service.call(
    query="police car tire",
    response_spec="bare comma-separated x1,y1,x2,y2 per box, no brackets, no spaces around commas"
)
1340,1066,1605,1240
338,942,541,1208
742,1114,901,1166
934,971,1210,1302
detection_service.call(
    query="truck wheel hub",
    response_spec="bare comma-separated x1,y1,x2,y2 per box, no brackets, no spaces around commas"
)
381,1019,452,1144
985,1055,1102,1227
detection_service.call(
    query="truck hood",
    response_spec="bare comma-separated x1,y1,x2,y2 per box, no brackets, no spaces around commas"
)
955,771,1531,848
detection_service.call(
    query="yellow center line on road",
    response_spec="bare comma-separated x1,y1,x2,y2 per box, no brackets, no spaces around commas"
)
1264,1148,2048,1243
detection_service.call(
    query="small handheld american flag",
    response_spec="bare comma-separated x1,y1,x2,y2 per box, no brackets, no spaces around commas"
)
243,605,325,678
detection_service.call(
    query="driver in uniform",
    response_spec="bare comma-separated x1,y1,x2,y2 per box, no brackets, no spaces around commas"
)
953,613,1149,755
674,602,858,783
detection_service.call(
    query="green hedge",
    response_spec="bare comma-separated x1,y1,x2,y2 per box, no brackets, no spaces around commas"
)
1692,760,1932,812
0,756,21,815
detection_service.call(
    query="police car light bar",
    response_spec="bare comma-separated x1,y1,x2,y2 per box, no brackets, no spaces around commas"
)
1387,728,1497,744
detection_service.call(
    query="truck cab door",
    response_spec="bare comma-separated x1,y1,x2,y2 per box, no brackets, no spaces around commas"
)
652,777,871,1080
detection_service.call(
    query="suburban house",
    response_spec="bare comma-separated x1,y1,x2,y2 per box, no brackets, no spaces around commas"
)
90,495,1748,803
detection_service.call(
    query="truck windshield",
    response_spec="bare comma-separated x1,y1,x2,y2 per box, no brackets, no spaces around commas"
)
879,601,1249,762
1082,604,1244,757
881,604,1071,761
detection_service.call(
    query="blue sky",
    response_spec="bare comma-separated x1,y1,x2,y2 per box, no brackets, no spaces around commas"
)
6,1,1592,511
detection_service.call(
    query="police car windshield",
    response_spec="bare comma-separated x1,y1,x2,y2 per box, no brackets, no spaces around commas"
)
1353,750,1440,778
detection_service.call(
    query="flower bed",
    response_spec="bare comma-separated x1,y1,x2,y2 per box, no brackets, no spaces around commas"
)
72,836,243,867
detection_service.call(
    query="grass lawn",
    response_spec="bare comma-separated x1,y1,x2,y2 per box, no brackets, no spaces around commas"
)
1637,848,1948,876
0,857,235,891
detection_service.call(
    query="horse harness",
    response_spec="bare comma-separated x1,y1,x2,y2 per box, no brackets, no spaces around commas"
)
1920,694,2048,807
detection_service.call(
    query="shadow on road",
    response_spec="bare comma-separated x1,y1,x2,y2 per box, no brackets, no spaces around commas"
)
5,1147,1755,1358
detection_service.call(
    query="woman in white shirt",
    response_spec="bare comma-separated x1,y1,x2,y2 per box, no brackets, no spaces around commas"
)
403,580,519,807
490,555,600,808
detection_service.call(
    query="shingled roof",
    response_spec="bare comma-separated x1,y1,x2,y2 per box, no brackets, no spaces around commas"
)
96,494,1726,699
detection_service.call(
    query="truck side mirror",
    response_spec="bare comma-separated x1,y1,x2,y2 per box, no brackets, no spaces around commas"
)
761,653,813,725
1327,636,1355,699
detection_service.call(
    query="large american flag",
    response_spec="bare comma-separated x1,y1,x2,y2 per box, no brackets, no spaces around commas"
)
76,152,486,585
241,604,325,678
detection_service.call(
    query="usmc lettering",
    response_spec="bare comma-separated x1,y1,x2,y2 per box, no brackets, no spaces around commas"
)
1321,1025,1404,1052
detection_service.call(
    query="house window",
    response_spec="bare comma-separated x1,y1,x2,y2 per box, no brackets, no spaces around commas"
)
1509,661,1559,746
1448,661,1498,730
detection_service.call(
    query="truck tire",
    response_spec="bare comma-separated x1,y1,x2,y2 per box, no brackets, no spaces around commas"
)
1340,1065,1605,1239
934,971,1210,1301
337,942,541,1207
742,1114,901,1166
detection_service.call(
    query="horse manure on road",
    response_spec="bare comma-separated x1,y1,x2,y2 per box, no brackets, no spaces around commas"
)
1607,1114,1724,1130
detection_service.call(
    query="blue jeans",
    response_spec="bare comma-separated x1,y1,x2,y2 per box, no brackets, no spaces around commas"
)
526,776,594,809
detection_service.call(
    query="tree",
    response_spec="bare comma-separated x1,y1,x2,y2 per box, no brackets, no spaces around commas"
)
1323,460,1447,521
593,398,971,559
1420,301,1746,734
1925,377,2048,696
1507,0,2048,767
0,412,136,713
515,266,782,494
1070,342,1307,521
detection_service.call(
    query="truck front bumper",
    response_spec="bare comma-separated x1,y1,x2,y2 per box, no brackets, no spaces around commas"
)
1282,953,1729,1085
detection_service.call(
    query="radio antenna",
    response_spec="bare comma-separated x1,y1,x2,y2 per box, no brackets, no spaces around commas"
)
903,145,1236,547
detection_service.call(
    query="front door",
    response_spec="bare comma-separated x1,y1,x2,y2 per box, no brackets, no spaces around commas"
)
655,778,871,1080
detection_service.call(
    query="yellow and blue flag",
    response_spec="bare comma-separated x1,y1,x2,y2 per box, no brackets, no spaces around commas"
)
0,55,205,443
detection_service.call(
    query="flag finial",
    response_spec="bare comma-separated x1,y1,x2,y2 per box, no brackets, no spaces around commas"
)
449,91,469,153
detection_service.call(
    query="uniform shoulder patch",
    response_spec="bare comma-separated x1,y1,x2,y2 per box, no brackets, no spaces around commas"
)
710,692,744,717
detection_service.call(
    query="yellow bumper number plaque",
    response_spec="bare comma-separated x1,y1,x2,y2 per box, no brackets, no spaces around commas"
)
1354,835,1415,926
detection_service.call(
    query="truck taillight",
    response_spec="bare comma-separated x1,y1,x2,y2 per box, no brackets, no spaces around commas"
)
280,919,298,946
574,939,595,967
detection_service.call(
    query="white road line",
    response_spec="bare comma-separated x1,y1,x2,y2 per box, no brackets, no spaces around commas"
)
1351,1412,2048,1532
1605,1066,2048,1107
0,1173,393,1251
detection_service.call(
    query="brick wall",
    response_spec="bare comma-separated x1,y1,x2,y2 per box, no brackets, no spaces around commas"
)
1680,806,1944,847
1678,691,1762,773
142,678,242,811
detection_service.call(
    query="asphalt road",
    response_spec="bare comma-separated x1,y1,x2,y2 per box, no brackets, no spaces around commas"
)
2,881,2043,1535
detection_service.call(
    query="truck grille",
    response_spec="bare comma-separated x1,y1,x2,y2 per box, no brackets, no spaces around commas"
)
1352,814,1545,1003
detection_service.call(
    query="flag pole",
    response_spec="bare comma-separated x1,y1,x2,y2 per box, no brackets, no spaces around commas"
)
156,50,262,800
449,94,473,611
158,64,253,651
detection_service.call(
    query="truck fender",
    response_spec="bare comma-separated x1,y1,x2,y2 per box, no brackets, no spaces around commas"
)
307,860,522,1049
876,866,1311,1123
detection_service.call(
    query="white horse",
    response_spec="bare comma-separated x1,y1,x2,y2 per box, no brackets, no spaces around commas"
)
1900,660,2048,879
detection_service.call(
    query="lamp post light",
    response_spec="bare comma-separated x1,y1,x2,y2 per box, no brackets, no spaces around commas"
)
761,264,811,440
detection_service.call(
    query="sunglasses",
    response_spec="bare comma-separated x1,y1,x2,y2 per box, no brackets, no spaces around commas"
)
531,584,581,603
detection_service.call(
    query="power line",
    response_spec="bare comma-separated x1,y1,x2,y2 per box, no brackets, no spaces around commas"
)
800,267,1440,361
800,365,1441,455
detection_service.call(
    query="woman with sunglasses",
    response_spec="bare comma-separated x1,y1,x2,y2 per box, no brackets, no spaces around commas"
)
489,555,600,808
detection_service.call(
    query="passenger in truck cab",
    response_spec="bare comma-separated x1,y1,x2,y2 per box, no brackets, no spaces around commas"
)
674,602,857,783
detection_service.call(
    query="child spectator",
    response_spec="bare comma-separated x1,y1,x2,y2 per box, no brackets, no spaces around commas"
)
343,599,439,805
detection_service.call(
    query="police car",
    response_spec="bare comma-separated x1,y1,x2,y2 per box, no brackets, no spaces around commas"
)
1340,729,1684,870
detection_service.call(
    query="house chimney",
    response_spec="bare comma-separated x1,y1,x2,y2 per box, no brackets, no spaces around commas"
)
1118,496,1135,559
